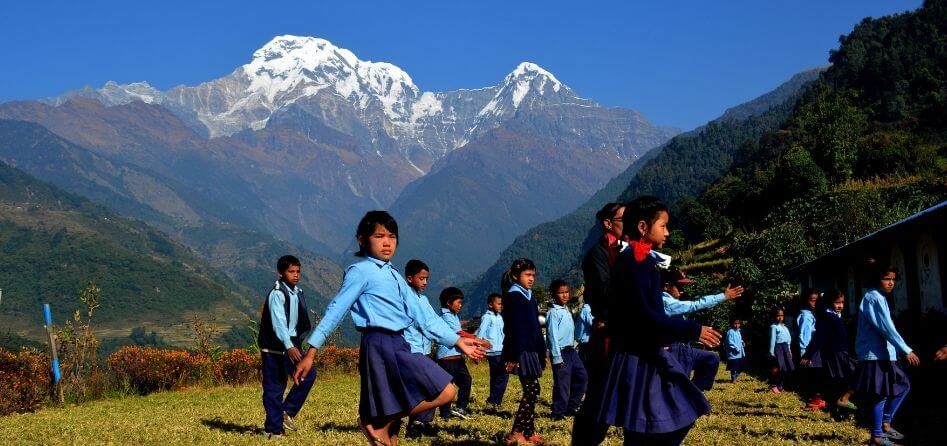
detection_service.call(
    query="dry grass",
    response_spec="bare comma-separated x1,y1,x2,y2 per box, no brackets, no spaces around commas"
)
0,363,868,445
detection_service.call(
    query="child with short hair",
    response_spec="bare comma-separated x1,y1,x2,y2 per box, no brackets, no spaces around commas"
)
725,318,746,382
436,287,475,420
475,293,507,409
769,308,793,393
293,211,488,446
402,259,439,438
854,264,920,446
546,279,588,420
258,255,317,438
501,258,547,445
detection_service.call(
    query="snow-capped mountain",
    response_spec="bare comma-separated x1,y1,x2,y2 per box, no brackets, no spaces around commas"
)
51,35,613,168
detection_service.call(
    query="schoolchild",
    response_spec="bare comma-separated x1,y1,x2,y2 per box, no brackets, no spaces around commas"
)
724,318,746,382
401,259,438,438
769,308,794,393
800,290,858,411
546,280,589,419
436,287,475,420
475,293,508,409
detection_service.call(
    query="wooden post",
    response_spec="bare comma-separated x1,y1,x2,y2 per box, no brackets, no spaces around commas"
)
43,303,64,404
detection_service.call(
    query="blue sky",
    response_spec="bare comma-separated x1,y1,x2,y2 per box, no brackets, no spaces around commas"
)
0,0,922,129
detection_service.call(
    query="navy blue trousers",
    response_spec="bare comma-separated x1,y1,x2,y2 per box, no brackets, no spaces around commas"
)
261,345,317,434
487,355,510,405
552,348,588,416
437,357,471,416
690,348,720,391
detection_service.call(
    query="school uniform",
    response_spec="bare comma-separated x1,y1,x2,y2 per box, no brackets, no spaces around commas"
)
436,308,472,417
402,288,438,426
853,289,913,439
725,328,745,381
258,281,317,435
547,303,589,417
769,323,793,389
802,308,856,394
475,309,508,406
574,304,594,365
588,242,710,444
306,257,460,423
502,283,546,438
662,291,725,391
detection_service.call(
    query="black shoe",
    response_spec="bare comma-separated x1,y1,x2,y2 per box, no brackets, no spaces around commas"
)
566,406,581,416
406,421,428,438
450,407,471,419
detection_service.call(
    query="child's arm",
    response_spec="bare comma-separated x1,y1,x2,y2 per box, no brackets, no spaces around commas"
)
305,266,367,349
798,312,815,354
769,325,777,356
547,310,563,365
864,294,913,357
474,315,491,339
663,293,726,317
267,289,295,350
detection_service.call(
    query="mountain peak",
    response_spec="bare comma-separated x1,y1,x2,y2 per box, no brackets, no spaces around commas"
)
509,62,561,87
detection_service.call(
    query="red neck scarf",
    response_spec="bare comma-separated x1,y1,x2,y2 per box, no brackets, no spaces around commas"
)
630,240,653,262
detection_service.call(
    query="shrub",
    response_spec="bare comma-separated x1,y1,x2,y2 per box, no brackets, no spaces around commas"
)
108,347,210,394
213,349,260,385
0,348,50,416
313,346,359,374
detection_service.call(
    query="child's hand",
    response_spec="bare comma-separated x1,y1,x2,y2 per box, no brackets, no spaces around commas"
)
476,338,493,351
724,284,744,300
505,361,518,372
698,326,722,348
935,345,947,361
293,349,317,385
456,337,486,361
905,351,920,366
287,347,302,363
799,358,810,367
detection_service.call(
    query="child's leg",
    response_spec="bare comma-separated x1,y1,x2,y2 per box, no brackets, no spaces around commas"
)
487,356,509,405
690,349,720,391
261,352,289,434
622,423,692,446
282,353,317,417
870,396,887,439
552,357,571,416
412,383,457,414
456,361,472,411
512,375,540,437
882,384,910,429
568,350,588,413
436,359,456,417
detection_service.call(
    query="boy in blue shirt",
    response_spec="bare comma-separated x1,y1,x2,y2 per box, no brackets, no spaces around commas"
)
475,293,508,410
547,280,588,419
257,255,317,438
402,259,439,438
436,287,475,420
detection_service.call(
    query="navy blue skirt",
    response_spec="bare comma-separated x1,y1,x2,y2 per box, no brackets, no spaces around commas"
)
773,343,794,372
666,343,695,375
358,330,453,420
822,351,856,380
726,358,744,372
853,360,910,397
594,349,710,434
515,351,545,378
802,350,822,368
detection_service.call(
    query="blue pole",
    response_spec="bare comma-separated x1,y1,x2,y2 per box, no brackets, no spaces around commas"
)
43,304,62,384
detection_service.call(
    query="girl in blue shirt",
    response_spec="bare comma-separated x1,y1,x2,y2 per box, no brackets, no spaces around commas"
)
500,258,547,446
769,308,793,393
293,211,487,446
725,318,746,382
853,264,920,446
800,290,858,411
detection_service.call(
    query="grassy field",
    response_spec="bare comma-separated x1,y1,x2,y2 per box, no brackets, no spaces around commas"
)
0,362,869,445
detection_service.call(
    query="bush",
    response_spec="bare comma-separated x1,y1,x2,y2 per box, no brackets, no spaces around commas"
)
213,349,260,385
313,346,359,374
0,348,51,416
108,347,210,394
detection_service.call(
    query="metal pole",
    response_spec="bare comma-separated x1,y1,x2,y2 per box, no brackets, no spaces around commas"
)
43,304,63,403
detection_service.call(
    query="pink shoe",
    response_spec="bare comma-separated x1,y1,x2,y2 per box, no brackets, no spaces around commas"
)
771,386,781,394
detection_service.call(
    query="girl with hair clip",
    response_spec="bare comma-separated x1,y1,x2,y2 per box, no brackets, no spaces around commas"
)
800,290,858,411
854,262,920,446
577,196,721,446
293,211,489,446
500,258,548,445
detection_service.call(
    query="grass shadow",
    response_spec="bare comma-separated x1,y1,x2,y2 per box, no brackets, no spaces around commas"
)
200,417,263,435
315,421,361,433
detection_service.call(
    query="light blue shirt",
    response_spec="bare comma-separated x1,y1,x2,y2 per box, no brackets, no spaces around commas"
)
662,291,726,319
769,323,791,356
306,257,460,349
436,308,463,359
546,304,576,365
856,289,912,361
725,328,745,360
574,304,594,344
510,283,532,299
475,310,504,356
796,309,816,356
402,289,438,355
268,282,300,350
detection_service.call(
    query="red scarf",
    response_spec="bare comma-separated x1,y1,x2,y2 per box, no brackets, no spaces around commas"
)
630,240,653,262
603,233,621,267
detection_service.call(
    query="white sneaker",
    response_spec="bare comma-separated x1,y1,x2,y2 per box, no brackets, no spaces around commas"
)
283,412,298,431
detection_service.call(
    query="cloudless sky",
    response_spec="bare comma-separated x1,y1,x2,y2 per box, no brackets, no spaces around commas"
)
0,0,922,129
